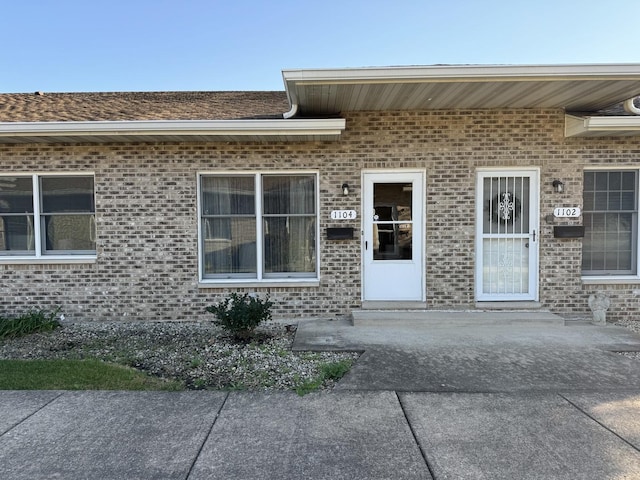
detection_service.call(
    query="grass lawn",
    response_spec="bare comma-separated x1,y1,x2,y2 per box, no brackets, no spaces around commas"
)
0,359,183,391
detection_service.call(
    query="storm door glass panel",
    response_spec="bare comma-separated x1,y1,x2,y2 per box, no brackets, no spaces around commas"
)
482,239,530,294
582,170,637,275
0,176,35,254
41,176,96,254
482,176,530,294
373,183,412,260
201,176,256,277
262,175,316,276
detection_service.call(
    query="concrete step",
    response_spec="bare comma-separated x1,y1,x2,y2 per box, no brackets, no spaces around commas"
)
351,309,565,327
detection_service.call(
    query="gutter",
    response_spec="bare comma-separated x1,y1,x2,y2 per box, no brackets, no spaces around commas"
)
282,69,300,118
0,118,346,142
565,114,640,137
283,103,298,119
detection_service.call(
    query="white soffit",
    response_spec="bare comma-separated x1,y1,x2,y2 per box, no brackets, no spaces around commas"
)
282,64,640,113
565,114,640,137
0,119,346,144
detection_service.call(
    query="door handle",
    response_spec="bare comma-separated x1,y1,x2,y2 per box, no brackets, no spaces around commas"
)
365,241,368,250
532,229,536,242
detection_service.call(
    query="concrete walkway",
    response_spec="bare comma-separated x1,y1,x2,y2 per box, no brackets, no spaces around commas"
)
2,390,640,479
2,321,640,479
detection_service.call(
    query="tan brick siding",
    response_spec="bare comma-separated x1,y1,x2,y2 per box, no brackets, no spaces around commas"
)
1,109,639,322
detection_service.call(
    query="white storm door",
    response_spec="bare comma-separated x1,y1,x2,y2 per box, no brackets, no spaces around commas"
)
476,169,539,301
363,171,424,301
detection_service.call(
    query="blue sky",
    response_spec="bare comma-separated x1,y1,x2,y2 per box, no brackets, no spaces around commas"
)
2,0,639,93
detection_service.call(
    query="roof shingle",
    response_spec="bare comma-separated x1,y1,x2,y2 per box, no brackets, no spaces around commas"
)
0,91,290,122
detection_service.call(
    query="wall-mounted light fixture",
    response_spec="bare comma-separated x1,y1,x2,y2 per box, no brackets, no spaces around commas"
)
552,180,565,193
341,183,350,196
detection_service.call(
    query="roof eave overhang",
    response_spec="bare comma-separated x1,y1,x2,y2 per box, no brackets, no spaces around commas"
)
565,114,640,137
0,119,346,144
282,63,640,113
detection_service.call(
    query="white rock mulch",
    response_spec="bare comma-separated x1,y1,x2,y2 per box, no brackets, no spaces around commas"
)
0,321,359,391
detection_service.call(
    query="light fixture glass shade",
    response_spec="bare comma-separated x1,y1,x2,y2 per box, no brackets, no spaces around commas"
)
552,180,564,193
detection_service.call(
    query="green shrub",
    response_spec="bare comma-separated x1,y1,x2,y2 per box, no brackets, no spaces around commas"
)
206,293,273,341
0,308,61,339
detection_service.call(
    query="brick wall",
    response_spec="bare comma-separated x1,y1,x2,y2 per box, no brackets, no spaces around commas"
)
1,109,639,322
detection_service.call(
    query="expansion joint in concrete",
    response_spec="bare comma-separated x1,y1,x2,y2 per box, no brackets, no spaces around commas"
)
558,393,640,454
396,392,437,479
185,392,230,480
0,392,64,438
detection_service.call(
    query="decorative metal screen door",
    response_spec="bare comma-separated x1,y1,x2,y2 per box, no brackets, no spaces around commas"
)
362,171,424,301
476,169,539,301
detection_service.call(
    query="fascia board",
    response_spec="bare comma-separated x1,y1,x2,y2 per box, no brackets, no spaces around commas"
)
283,63,640,85
0,119,346,138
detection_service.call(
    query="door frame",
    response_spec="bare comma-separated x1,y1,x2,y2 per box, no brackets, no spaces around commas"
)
475,167,540,302
361,169,426,302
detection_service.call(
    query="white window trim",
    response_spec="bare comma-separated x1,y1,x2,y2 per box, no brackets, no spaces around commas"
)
581,167,640,283
197,170,321,286
0,257,97,265
582,275,640,285
0,172,97,264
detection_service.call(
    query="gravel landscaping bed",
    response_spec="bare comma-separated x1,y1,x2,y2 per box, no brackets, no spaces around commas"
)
616,318,640,335
0,320,360,392
615,319,640,360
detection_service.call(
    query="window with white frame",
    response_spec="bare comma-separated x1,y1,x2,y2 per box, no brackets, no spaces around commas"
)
0,174,96,258
582,170,638,276
199,173,318,281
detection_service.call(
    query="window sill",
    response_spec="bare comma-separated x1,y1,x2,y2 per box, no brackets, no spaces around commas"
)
198,280,320,289
581,276,640,285
0,256,97,265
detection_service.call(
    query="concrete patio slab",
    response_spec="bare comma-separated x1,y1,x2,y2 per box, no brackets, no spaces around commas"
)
335,346,640,392
0,391,226,480
293,318,640,352
0,391,62,435
399,392,640,480
190,391,431,480
294,319,640,392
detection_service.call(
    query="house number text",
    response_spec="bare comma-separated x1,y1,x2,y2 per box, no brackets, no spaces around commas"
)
553,207,581,218
330,210,357,220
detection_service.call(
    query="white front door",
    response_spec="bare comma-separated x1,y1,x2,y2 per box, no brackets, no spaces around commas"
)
476,169,539,301
362,171,425,301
